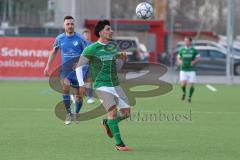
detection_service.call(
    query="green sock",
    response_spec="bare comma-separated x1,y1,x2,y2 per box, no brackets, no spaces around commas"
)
107,118,123,145
181,86,186,95
189,87,194,98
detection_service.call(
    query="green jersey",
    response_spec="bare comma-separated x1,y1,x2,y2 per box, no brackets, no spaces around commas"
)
178,47,199,71
82,41,119,89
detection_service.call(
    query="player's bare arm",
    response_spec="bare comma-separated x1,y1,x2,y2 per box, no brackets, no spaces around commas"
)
116,52,127,71
44,48,58,76
177,55,183,65
191,57,201,66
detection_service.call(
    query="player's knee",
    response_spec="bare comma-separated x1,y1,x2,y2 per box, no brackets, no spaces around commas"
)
108,112,117,119
108,106,117,118
75,95,82,102
181,82,187,86
62,88,69,94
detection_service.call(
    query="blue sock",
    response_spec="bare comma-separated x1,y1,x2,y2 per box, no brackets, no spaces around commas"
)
75,100,83,113
87,87,93,99
62,95,71,114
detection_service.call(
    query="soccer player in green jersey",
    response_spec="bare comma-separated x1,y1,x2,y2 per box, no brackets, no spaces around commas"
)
177,37,201,102
75,20,132,151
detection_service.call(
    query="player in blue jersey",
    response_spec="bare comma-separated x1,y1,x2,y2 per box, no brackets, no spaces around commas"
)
44,16,90,125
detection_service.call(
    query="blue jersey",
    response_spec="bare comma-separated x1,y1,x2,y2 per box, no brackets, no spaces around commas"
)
53,32,90,78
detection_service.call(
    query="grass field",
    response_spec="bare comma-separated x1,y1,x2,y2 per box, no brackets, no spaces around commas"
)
0,80,240,160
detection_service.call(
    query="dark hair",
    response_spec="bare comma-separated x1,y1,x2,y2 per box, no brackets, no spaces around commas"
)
94,20,110,37
184,36,192,42
64,16,74,21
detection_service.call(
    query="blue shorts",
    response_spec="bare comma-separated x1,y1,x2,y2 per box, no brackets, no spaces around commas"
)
60,65,89,88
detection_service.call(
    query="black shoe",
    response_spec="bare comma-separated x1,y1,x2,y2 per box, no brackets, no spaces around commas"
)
102,119,113,138
116,142,125,147
181,94,186,101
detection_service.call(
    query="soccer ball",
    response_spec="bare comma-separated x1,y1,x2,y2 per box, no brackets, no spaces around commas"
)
136,2,153,19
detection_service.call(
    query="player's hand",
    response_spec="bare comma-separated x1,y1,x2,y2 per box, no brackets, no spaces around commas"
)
178,60,183,65
44,65,50,76
119,52,127,62
190,61,195,66
72,62,78,70
79,87,87,97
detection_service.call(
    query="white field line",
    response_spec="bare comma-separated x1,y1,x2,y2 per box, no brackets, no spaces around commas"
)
206,84,217,92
